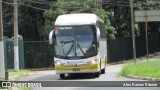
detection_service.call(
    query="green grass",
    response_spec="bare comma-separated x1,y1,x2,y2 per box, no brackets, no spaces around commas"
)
120,60,160,78
20,87,32,90
0,87,32,90
9,69,30,80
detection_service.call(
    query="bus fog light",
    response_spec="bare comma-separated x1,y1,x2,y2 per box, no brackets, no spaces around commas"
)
91,60,96,64
55,61,61,65
57,62,61,65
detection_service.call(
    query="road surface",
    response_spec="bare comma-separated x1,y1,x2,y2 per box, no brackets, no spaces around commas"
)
19,64,139,81
17,64,159,90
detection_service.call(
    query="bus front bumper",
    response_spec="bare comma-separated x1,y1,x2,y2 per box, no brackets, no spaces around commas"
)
55,64,99,74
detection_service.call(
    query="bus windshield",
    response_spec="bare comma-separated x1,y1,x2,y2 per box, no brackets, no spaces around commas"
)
54,25,97,59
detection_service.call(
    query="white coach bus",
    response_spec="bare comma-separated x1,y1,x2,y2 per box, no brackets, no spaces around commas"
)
49,13,107,79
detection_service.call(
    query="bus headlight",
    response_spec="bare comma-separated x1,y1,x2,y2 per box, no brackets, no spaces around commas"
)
88,60,96,64
91,60,96,64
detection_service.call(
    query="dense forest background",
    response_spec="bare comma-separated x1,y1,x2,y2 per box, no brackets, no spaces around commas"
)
2,0,160,41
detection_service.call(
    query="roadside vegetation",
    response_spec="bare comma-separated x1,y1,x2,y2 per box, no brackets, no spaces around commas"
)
9,69,30,80
20,87,32,90
120,60,160,78
3,0,160,41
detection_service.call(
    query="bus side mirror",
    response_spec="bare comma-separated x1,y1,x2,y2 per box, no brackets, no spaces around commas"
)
49,30,54,44
97,29,100,42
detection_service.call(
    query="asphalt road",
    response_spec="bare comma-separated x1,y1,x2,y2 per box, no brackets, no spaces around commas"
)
19,64,139,81
18,64,160,90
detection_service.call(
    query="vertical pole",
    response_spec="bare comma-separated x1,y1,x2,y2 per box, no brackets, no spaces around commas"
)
145,10,149,62
130,0,136,64
0,0,5,79
14,0,19,71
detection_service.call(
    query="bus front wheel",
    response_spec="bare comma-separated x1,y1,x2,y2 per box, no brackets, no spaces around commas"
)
101,68,105,74
94,72,100,77
60,74,65,79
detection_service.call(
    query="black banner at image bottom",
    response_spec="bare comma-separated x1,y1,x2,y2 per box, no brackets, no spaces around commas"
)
0,81,160,87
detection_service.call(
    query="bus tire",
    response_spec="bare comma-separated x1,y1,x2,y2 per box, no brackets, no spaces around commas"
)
60,74,65,79
94,72,100,77
101,68,105,74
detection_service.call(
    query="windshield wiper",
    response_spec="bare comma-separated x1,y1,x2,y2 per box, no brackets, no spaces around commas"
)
65,43,74,57
60,40,85,57
60,40,74,57
59,40,74,56
77,44,85,56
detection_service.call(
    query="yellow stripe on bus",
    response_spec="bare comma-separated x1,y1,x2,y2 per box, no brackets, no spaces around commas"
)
55,64,99,71
55,59,107,71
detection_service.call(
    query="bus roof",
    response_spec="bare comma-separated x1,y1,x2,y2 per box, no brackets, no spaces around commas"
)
55,13,104,26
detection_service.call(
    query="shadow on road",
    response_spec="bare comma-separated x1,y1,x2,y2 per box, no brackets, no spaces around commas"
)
29,73,98,81
60,73,98,80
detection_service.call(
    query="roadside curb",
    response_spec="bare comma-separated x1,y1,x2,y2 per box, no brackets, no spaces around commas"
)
126,75,160,81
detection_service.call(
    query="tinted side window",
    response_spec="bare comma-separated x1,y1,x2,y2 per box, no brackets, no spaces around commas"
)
98,21,106,39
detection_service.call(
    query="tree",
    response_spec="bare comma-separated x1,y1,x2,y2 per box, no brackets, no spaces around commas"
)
42,0,116,40
3,0,160,40
134,0,160,35
2,0,14,38
102,0,133,37
101,0,160,37
3,0,48,40
18,0,44,40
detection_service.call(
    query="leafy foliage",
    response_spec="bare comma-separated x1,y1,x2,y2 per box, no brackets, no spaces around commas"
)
3,0,45,40
2,0,14,38
2,0,160,41
134,0,160,35
103,0,160,37
42,0,116,40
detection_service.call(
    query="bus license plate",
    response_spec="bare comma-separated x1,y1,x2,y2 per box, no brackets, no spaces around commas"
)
72,68,80,71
